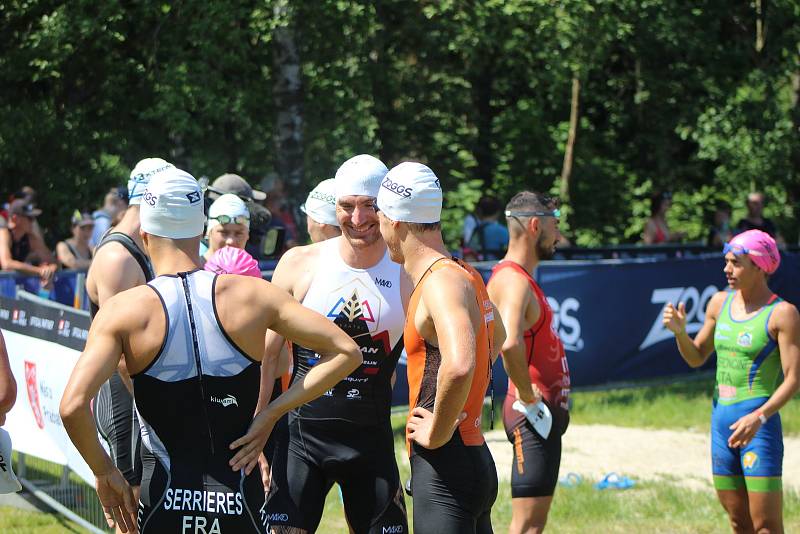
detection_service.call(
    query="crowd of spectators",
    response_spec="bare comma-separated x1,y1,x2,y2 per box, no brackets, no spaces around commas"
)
0,175,794,285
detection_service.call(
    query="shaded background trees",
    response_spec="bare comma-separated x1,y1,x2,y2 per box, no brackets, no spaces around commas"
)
1,0,797,247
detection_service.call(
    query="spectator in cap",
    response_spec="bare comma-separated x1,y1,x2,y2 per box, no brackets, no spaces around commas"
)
206,173,274,259
207,173,267,202
301,178,340,243
91,187,128,247
203,194,251,264
56,211,95,270
0,199,56,283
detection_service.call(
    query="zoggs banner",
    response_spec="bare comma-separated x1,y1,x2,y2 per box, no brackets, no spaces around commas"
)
0,296,95,485
391,253,799,404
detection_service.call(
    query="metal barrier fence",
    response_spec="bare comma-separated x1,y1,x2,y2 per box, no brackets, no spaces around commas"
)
13,452,108,533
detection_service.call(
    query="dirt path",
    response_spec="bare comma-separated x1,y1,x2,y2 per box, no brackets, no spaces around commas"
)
486,425,800,491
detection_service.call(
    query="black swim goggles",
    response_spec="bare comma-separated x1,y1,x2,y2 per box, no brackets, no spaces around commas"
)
209,214,249,225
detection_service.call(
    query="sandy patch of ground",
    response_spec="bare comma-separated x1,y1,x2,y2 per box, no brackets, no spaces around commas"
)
486,425,800,491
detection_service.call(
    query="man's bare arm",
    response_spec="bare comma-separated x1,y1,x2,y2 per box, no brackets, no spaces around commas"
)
94,249,146,307
423,272,480,448
0,331,17,426
229,282,361,472
488,272,538,403
60,301,125,475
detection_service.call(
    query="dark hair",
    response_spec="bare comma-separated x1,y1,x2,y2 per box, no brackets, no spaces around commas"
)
650,191,671,216
476,196,502,218
505,191,558,214
406,221,441,233
715,200,731,213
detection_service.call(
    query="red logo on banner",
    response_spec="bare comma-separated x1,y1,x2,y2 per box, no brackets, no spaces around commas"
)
25,361,44,429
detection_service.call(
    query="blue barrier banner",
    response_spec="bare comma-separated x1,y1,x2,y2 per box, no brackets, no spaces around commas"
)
392,252,800,405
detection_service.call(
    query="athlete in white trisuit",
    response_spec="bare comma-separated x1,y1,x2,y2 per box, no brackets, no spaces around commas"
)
85,157,174,533
60,167,362,533
257,155,412,534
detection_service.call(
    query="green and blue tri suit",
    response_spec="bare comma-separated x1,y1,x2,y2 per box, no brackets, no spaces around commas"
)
712,292,783,492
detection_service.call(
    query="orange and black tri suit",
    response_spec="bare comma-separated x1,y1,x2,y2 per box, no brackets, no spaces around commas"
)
405,257,498,534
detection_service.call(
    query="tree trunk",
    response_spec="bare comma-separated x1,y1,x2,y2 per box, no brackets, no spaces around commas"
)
755,0,765,53
559,76,581,201
472,61,496,189
272,0,304,205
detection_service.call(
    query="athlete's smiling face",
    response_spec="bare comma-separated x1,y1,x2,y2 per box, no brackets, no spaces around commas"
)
723,252,763,289
337,195,382,249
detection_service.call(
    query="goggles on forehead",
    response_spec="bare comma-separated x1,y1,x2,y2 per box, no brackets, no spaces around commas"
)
723,242,764,257
505,208,561,219
210,214,249,226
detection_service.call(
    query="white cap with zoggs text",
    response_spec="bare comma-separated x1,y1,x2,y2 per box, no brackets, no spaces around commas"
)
128,158,175,206
140,167,206,239
206,194,250,236
334,155,388,200
377,162,442,224
301,178,339,226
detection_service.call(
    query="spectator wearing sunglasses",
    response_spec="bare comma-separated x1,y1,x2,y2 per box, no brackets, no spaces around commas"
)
203,193,250,264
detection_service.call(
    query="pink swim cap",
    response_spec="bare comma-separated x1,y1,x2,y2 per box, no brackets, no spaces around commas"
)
205,246,262,278
724,230,780,274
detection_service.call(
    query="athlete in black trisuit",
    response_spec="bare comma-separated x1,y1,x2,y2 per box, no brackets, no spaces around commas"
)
61,168,362,533
259,155,411,534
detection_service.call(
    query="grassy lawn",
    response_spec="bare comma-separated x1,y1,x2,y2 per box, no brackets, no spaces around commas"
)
0,506,86,533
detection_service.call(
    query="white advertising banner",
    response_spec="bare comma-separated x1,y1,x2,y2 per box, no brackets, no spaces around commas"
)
2,329,95,485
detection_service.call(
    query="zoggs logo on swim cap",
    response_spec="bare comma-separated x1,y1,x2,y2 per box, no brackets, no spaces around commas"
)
142,190,158,207
381,177,413,198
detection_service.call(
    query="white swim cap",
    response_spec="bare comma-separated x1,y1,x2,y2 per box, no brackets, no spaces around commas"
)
206,193,250,236
128,158,175,206
377,162,442,224
334,155,388,200
140,167,205,239
300,178,338,226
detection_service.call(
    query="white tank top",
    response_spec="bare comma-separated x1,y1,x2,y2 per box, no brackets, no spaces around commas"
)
292,237,405,424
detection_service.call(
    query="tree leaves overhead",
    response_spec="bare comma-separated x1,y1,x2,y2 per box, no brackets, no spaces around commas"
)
1,0,797,245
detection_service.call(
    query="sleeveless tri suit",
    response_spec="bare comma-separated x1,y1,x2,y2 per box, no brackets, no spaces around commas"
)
490,260,571,498
133,270,268,532
265,237,407,533
404,257,497,534
712,292,784,492
90,231,154,487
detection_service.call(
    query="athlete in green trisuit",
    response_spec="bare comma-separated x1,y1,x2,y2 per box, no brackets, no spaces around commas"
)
663,229,799,533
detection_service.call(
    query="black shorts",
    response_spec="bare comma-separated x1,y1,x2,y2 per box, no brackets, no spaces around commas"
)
137,455,268,533
504,409,569,498
265,417,407,533
410,439,498,534
263,379,289,465
93,371,142,486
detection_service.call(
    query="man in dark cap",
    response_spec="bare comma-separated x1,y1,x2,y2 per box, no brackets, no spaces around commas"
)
206,174,273,260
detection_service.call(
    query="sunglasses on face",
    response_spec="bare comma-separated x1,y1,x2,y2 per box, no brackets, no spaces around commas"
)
210,215,249,225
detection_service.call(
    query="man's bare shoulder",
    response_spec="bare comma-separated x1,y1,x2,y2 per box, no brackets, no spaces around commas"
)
422,265,475,305
271,240,328,292
88,240,141,275
486,264,529,293
94,285,161,330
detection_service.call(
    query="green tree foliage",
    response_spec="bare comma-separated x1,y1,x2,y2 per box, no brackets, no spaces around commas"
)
1,1,797,246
